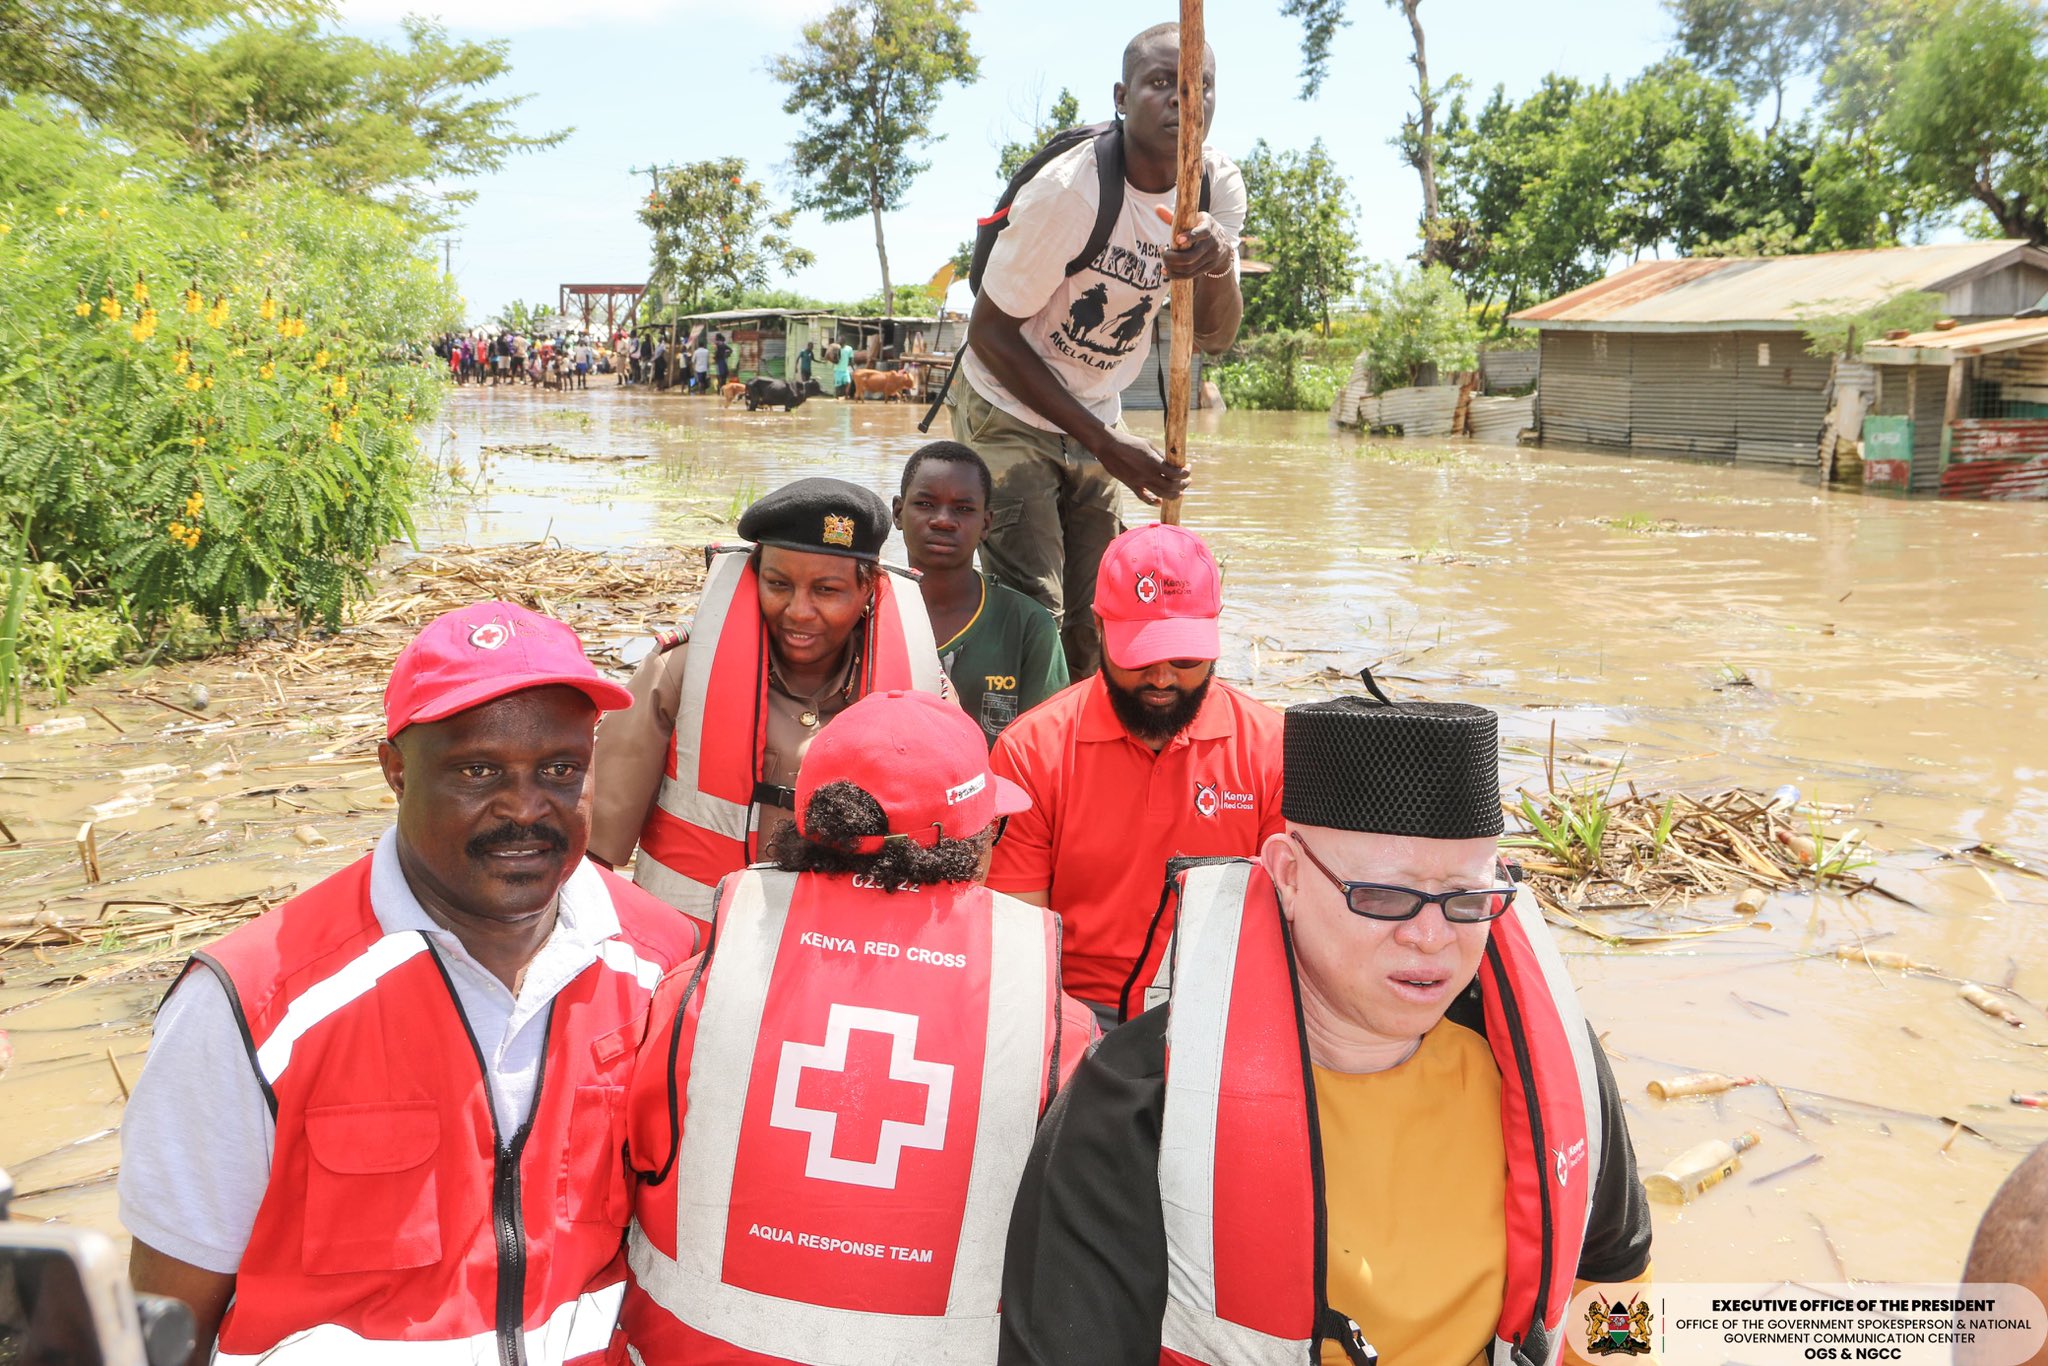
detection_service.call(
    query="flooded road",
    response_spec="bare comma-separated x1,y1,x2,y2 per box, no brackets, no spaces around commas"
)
5,382,2046,1285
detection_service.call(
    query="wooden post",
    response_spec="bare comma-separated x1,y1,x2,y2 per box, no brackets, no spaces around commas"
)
1159,0,1205,528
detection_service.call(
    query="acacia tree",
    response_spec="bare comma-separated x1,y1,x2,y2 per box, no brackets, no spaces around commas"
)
1237,139,1359,332
142,18,565,226
638,158,815,313
1279,0,1455,264
771,0,978,316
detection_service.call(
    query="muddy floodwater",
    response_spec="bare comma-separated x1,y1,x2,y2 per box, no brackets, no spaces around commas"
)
4,383,2046,1284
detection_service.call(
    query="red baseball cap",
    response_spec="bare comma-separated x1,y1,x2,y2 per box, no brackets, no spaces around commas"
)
1094,524,1223,669
795,690,1030,851
384,601,634,740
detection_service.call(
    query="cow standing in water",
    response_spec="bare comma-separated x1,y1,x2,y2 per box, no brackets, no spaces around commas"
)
742,377,812,411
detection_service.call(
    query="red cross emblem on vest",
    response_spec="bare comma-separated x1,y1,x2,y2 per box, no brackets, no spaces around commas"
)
769,1003,953,1190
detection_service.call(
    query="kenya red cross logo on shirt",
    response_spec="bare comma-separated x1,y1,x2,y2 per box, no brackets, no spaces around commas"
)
1135,572,1159,605
768,1003,953,1190
1194,781,1220,818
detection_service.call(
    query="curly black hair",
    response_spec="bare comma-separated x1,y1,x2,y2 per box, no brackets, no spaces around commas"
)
766,780,986,889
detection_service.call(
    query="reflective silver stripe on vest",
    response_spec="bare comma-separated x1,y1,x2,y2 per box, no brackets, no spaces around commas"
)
648,548,753,846
627,869,1049,1364
1156,862,1307,1363
629,856,719,920
1503,883,1598,1366
213,1281,623,1366
254,931,431,1086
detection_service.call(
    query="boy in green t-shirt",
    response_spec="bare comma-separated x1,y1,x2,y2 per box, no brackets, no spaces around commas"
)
894,441,1069,746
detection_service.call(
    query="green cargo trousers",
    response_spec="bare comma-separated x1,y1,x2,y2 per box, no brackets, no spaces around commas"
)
948,374,1126,678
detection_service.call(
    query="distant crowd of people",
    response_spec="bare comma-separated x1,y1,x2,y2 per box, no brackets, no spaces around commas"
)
433,327,915,401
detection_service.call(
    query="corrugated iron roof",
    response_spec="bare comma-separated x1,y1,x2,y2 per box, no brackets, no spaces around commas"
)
1512,242,2048,331
1861,316,2048,363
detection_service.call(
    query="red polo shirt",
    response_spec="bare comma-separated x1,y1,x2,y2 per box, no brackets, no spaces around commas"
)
988,674,1286,1008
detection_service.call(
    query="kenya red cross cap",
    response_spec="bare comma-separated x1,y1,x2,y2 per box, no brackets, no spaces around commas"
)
383,600,634,740
796,690,1030,852
1094,523,1223,669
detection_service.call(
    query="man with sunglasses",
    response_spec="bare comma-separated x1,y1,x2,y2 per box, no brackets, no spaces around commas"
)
997,688,1653,1366
987,523,1284,1030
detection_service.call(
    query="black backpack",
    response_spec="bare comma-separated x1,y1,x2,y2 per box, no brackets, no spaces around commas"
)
966,120,1212,297
922,121,1213,433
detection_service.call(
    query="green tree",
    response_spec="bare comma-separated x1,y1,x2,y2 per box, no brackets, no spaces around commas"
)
996,86,1081,181
1880,0,2048,243
492,299,555,333
1357,262,1479,388
1237,138,1359,333
771,0,978,316
638,158,815,314
139,19,566,226
1278,0,1454,263
1666,0,1862,133
0,0,313,121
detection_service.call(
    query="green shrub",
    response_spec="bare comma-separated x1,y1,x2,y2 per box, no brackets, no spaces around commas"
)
1211,330,1347,411
0,100,458,702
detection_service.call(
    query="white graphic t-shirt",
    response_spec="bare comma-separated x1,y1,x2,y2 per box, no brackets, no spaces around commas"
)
961,138,1246,432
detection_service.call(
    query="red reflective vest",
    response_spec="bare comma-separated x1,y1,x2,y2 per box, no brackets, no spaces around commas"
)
1154,861,1604,1366
632,547,947,918
186,853,700,1366
621,868,1091,1364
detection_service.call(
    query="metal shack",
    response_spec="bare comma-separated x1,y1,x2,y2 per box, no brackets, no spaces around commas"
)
1859,316,2048,499
1510,241,2048,468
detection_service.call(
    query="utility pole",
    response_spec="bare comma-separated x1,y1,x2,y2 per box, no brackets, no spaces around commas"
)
441,237,458,275
629,164,684,388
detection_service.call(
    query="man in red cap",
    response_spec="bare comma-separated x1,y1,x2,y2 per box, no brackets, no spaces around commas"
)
121,601,700,1366
619,689,1096,1362
988,524,1284,1028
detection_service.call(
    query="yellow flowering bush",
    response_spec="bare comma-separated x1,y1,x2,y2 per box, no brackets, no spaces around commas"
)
0,98,457,684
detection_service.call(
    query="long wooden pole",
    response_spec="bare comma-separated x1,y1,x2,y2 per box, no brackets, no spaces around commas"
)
1159,0,1205,527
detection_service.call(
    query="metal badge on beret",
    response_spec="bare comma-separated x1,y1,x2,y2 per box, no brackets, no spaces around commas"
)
1282,669,1504,839
736,476,890,560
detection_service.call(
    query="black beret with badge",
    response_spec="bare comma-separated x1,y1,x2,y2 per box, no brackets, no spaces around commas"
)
1282,669,1505,840
736,477,891,561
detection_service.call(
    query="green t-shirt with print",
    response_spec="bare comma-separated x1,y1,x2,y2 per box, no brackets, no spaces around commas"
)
939,575,1069,745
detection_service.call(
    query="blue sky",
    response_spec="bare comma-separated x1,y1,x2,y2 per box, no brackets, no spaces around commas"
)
333,0,1679,324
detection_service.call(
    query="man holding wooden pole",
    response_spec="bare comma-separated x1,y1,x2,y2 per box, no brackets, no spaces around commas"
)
953,17,1243,676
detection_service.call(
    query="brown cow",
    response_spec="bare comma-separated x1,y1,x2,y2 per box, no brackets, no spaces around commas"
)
720,380,748,405
851,368,916,401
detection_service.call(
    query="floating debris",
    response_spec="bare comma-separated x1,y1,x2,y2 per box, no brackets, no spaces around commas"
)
1648,1072,1760,1100
1960,984,2025,1028
1644,1130,1760,1203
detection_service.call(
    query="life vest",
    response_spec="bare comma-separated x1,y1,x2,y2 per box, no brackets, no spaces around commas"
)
184,853,700,1366
632,547,946,917
622,867,1066,1365
1154,860,1605,1366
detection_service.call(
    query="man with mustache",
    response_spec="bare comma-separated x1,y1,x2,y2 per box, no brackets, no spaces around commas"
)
988,523,1283,1029
119,602,700,1365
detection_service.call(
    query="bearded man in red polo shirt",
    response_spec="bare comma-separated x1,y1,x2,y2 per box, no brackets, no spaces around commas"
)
988,523,1284,1029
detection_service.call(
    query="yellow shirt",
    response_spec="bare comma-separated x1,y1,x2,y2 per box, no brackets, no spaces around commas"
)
1314,1020,1507,1366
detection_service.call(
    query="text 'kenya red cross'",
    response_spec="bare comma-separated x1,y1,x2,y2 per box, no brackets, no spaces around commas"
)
768,1003,953,1190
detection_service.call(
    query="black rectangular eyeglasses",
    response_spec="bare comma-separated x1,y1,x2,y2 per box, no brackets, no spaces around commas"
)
1290,833,1517,923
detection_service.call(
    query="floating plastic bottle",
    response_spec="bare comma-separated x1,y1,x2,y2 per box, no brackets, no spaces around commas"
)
119,763,183,782
1647,1072,1760,1100
1734,887,1768,916
1768,785,1801,811
1644,1131,1760,1204
1834,945,1937,972
86,793,151,821
2011,1093,2048,1110
25,716,87,736
1960,984,2025,1028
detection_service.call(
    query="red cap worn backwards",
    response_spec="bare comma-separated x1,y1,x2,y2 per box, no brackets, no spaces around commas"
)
796,690,1031,852
383,600,634,740
1094,523,1223,669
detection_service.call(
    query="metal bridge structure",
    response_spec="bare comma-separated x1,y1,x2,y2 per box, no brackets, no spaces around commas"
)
558,284,646,334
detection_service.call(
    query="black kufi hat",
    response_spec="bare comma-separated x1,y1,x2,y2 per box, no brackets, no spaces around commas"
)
1282,671,1503,839
737,477,890,561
